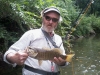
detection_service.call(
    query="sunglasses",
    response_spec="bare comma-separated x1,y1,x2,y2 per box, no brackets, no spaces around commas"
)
44,16,59,22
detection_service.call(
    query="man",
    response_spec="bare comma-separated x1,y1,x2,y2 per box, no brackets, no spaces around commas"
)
3,6,68,75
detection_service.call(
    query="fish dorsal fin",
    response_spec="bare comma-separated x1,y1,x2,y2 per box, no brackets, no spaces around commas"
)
52,48,63,54
42,47,51,51
42,47,63,54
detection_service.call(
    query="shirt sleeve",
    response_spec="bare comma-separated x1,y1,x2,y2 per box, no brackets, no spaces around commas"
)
3,30,33,66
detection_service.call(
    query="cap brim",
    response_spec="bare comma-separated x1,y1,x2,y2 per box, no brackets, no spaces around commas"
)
44,8,60,15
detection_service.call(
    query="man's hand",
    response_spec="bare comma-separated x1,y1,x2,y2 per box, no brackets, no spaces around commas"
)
6,50,28,65
51,57,66,66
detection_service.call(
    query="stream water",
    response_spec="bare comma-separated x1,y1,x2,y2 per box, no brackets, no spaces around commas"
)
60,35,100,75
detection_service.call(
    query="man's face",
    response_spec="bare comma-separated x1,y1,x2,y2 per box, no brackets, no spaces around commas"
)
42,11,60,32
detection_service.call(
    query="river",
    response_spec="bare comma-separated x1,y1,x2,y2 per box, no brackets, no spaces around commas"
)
60,35,100,75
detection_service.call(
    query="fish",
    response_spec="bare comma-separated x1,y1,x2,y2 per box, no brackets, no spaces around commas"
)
26,46,75,65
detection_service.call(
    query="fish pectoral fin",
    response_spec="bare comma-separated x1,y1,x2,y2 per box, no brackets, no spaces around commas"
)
38,60,42,66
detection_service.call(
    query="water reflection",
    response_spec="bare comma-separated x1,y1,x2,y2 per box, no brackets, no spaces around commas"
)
60,35,100,75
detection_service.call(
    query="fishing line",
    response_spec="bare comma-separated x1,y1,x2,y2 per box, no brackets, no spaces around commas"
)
59,0,94,53
59,0,94,75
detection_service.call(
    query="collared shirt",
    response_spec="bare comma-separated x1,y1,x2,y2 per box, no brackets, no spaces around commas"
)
3,28,67,74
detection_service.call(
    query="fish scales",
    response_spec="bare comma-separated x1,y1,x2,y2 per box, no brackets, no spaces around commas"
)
35,50,51,60
27,47,75,62
27,47,67,60
34,50,66,60
36,49,53,60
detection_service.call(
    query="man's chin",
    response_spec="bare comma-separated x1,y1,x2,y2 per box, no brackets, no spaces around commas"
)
43,27,54,32
45,29,53,32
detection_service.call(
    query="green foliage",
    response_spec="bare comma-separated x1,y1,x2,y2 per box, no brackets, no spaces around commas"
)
7,0,78,37
72,14,100,36
74,0,100,15
90,15,100,33
0,25,8,52
0,25,7,38
0,0,79,53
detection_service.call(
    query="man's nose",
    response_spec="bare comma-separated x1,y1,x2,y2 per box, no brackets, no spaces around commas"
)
49,19,53,23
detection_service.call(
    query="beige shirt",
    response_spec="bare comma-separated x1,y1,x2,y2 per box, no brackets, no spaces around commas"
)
3,28,67,74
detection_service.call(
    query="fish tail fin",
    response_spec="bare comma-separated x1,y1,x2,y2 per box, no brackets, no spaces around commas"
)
65,54,75,62
65,56,68,61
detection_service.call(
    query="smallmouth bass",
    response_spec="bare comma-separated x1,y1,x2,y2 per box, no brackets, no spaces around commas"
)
26,47,75,63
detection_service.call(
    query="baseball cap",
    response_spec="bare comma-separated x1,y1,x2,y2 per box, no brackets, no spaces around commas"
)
41,7,62,22
43,7,60,15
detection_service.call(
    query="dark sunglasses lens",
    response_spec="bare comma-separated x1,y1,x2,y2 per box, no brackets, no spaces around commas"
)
45,16,58,22
45,16,51,21
52,18,58,22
